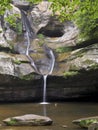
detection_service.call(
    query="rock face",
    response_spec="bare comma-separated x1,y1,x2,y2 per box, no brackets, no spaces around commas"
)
3,114,53,126
0,1,98,102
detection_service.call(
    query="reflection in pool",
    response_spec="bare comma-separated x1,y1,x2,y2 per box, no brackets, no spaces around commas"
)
0,102,98,130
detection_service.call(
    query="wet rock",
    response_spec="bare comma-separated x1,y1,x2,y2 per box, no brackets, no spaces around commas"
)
45,21,79,46
72,116,98,128
3,114,53,126
12,0,30,11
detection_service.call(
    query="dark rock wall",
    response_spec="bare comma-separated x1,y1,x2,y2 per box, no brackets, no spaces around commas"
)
0,68,98,102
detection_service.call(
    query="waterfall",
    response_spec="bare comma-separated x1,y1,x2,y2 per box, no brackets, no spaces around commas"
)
43,75,47,103
21,10,39,73
20,10,35,55
40,45,55,104
20,9,55,104
40,75,48,104
43,44,55,75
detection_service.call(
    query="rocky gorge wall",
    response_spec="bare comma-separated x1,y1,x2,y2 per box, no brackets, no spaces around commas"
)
0,1,98,102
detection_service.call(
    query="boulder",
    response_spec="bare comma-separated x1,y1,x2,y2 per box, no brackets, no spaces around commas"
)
3,114,53,126
72,116,98,129
0,52,34,77
30,1,52,33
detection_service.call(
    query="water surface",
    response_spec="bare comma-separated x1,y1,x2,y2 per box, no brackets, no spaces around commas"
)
0,102,98,130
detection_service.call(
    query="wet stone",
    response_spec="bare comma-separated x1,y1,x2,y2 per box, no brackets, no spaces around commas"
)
3,114,53,126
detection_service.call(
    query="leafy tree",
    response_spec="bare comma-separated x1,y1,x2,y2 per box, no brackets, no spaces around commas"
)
48,0,98,39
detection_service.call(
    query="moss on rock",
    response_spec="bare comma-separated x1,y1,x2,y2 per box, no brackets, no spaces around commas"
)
19,73,34,80
6,118,18,126
63,71,79,78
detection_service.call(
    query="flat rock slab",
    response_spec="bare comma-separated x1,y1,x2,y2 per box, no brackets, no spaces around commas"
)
3,114,53,126
72,116,98,128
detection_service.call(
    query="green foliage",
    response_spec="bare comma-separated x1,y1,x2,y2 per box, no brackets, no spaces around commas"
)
5,14,18,28
13,59,21,65
79,119,97,128
37,33,44,39
48,0,80,21
16,22,23,35
37,34,45,46
63,71,79,78
48,0,98,39
89,63,98,70
27,0,42,4
75,0,98,39
83,59,94,65
56,47,73,53
0,30,2,33
20,73,34,80
5,13,22,35
0,0,12,15
6,118,17,126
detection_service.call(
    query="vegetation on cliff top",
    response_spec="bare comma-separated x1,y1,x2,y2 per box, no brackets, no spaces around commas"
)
0,0,98,40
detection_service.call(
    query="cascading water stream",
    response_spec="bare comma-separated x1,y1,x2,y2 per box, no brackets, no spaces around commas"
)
20,9,55,105
20,10,34,55
21,10,39,73
48,49,55,75
40,45,55,104
43,75,47,103
40,75,48,104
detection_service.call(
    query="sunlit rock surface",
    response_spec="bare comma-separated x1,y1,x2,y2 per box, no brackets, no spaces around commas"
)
0,52,33,76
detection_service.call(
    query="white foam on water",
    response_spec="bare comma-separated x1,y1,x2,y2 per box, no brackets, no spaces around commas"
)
40,102,50,105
